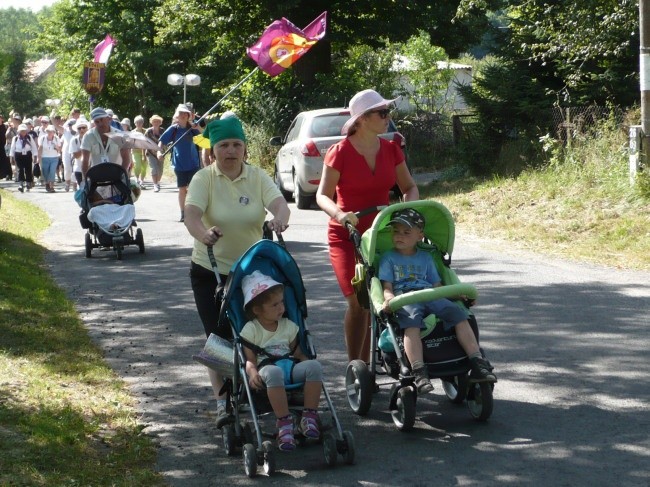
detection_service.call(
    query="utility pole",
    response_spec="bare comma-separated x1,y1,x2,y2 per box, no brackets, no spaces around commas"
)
641,0,650,166
632,0,650,183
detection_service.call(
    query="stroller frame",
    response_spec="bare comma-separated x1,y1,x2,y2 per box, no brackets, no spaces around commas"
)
199,239,355,477
79,164,144,260
344,200,495,431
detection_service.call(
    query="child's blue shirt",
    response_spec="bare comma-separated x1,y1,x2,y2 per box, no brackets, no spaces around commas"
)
378,249,441,294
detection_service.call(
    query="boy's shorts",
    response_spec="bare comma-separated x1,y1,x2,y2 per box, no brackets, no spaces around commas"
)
175,168,199,188
395,298,468,331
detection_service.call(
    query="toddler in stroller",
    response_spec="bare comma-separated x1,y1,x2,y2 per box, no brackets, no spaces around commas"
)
194,239,355,477
78,163,144,260
240,270,323,451
344,200,497,430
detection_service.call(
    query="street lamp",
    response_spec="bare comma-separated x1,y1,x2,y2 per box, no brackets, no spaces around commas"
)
45,98,61,117
167,73,201,105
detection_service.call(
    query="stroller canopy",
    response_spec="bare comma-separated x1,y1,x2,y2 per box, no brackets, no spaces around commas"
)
221,240,308,336
361,200,456,267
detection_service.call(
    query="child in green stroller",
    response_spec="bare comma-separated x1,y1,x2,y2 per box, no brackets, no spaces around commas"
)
344,200,497,430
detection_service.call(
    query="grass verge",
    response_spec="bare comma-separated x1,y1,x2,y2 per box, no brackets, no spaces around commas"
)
420,123,650,270
0,190,164,486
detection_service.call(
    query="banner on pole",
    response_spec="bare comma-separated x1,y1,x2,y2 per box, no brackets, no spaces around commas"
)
83,61,105,94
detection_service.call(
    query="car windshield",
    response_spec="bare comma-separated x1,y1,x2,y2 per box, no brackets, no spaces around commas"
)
307,114,350,138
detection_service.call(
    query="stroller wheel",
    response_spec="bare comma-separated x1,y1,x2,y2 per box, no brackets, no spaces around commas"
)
467,381,494,421
341,430,356,465
322,432,337,467
84,233,92,258
442,373,469,404
345,360,373,416
391,387,416,432
135,228,145,253
242,443,257,478
262,441,276,475
222,424,237,456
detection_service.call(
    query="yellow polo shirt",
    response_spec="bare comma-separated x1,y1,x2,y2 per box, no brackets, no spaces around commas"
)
186,163,282,274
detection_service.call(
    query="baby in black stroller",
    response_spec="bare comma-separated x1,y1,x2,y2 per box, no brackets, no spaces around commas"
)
78,163,144,260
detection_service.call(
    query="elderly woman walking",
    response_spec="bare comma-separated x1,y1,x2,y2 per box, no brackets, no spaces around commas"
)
184,115,290,421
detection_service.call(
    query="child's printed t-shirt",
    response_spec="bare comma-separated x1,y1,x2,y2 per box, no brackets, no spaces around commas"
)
240,317,299,365
378,249,441,294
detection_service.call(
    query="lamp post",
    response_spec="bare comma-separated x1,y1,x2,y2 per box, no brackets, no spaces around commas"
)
167,73,201,105
45,98,61,117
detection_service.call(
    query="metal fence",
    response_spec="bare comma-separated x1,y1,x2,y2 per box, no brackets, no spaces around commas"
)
551,106,624,143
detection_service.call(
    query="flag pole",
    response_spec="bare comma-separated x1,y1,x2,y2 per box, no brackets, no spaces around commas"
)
162,67,260,156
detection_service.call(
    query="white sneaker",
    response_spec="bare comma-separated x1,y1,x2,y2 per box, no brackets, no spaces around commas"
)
153,184,160,192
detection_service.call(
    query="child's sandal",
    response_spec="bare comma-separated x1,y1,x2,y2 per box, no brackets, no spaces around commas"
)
299,410,320,439
276,416,295,451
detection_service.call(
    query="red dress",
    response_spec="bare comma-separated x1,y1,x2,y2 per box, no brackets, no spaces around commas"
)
324,137,404,296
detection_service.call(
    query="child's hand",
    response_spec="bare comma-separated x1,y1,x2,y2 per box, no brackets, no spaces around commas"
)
248,371,264,390
382,298,392,314
460,295,476,307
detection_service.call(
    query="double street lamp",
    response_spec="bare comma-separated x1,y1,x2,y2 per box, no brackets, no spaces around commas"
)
167,73,201,105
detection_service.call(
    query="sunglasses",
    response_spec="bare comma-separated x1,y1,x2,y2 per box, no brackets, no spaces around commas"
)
368,108,391,119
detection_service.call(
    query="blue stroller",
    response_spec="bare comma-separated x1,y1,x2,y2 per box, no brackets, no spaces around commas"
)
194,239,355,477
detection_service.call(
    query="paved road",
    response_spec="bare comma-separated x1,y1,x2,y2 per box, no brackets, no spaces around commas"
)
5,178,650,486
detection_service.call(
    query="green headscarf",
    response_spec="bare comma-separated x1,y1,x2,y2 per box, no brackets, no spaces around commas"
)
203,116,246,148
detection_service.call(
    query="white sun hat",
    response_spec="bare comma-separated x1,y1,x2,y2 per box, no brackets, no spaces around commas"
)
341,89,399,135
242,270,282,307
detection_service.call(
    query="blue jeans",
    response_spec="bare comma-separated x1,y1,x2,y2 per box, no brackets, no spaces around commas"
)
41,156,59,183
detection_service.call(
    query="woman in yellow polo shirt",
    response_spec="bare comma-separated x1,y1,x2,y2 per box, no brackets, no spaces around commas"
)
184,115,290,420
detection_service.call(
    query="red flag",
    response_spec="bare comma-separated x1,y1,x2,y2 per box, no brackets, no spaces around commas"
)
94,34,116,64
247,11,327,77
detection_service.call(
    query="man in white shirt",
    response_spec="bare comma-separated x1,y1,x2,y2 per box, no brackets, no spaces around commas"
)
81,107,131,179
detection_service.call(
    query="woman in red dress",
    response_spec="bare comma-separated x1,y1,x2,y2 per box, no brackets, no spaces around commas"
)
316,89,419,361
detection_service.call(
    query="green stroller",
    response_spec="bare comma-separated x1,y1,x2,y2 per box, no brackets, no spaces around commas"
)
344,200,495,431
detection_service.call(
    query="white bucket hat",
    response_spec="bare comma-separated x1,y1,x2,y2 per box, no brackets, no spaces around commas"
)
176,103,193,115
341,89,398,135
242,270,282,307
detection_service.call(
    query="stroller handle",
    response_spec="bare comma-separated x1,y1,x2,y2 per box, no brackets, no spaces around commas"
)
345,205,388,247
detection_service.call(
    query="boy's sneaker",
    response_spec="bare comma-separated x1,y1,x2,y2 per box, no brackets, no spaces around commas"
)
298,410,320,439
413,367,434,393
153,184,160,192
469,357,497,383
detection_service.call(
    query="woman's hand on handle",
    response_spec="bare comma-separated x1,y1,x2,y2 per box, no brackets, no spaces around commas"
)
266,218,288,234
201,226,223,246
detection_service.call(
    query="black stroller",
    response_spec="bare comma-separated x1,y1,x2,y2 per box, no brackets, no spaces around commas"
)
344,200,495,431
79,164,144,260
194,239,355,477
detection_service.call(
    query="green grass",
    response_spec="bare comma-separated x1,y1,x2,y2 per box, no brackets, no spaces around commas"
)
0,191,164,486
420,120,650,270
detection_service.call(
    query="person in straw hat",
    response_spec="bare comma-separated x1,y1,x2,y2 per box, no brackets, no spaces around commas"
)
316,88,419,362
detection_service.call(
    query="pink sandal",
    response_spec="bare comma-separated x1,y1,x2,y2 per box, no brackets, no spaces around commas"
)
299,410,320,439
276,415,295,451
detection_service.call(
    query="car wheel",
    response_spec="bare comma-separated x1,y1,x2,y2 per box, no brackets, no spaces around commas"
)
274,166,292,201
293,172,314,209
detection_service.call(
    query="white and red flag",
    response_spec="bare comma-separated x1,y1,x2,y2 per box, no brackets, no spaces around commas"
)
93,34,116,64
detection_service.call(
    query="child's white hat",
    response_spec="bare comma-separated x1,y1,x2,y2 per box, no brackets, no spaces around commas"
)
242,270,282,307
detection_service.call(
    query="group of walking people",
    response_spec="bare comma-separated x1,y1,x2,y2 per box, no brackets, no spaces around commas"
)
0,107,169,197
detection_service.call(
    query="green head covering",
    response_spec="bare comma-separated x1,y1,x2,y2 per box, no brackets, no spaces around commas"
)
203,116,246,148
